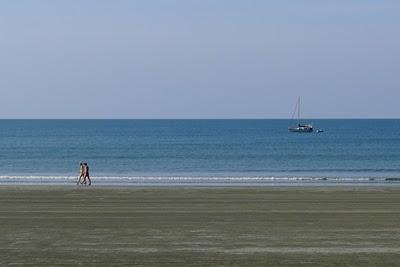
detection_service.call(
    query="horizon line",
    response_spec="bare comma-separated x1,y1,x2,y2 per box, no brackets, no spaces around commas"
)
0,117,400,120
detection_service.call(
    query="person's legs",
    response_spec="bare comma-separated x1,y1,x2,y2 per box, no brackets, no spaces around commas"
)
83,163,88,185
77,174,84,185
86,174,91,186
80,175,86,184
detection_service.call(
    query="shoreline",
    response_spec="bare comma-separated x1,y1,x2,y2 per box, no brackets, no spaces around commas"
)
0,182,400,189
1,175,400,187
3,184,400,192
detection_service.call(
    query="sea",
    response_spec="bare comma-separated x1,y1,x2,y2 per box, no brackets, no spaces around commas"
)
1,119,400,186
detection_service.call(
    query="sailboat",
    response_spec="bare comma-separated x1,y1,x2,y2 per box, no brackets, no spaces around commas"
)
288,97,313,133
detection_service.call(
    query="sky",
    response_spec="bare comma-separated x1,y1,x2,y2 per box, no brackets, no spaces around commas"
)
0,0,399,119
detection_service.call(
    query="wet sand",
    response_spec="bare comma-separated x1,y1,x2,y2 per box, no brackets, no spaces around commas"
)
1,186,400,266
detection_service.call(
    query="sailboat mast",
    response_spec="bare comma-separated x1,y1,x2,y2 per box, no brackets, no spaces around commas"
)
298,96,300,125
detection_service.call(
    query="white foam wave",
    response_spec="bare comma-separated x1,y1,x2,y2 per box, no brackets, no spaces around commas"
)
0,175,393,185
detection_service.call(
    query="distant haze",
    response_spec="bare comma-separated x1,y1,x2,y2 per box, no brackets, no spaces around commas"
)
1,1,399,119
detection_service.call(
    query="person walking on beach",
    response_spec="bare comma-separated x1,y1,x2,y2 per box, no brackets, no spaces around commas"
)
83,162,91,186
77,162,85,185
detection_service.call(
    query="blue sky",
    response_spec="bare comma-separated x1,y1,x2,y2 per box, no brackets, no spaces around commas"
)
0,1,399,118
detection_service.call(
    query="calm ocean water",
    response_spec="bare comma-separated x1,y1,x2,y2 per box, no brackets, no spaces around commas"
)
1,119,400,185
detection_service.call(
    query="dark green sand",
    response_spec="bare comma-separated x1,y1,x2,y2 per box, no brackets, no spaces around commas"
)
1,186,400,266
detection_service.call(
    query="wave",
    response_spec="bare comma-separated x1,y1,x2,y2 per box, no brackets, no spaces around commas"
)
236,168,400,173
0,175,398,185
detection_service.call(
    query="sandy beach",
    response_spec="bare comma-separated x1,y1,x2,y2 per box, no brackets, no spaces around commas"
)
0,186,399,266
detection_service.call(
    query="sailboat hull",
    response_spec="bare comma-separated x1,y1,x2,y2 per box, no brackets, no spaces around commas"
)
289,125,314,133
